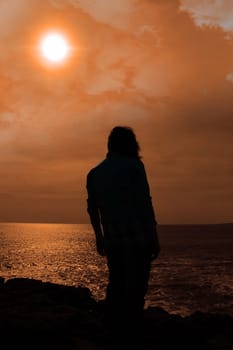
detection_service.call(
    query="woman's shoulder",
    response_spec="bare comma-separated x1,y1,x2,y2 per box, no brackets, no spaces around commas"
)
87,157,144,176
131,157,145,169
87,158,109,177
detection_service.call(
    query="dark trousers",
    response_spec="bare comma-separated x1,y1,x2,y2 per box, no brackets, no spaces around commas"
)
104,244,152,348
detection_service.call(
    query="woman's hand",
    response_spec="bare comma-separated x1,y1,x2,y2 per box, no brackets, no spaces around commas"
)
150,225,161,261
151,243,160,261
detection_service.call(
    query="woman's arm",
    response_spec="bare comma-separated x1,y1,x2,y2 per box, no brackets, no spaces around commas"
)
133,161,160,259
86,171,105,256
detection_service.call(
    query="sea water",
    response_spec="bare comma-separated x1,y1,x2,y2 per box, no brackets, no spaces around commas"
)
0,222,232,317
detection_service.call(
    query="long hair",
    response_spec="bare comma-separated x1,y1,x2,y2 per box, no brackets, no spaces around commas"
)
107,126,141,158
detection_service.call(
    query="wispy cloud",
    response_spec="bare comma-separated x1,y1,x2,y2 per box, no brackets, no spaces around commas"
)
226,72,233,82
50,0,136,29
180,0,233,32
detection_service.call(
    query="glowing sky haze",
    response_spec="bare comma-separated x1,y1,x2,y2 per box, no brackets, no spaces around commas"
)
0,0,232,224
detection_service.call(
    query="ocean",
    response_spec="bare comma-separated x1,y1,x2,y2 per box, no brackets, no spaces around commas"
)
0,222,232,317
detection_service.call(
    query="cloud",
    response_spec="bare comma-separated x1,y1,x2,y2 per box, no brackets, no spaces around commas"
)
180,0,233,32
0,0,38,38
50,0,136,29
226,72,233,82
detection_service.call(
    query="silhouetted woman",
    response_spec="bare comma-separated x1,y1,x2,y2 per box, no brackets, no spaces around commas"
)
86,126,160,349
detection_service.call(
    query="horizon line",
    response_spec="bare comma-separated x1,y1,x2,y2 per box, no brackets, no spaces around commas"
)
0,221,232,226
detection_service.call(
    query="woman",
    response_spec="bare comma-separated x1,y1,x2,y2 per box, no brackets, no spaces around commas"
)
86,126,160,348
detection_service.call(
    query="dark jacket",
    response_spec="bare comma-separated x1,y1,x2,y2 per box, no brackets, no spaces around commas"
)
86,153,159,256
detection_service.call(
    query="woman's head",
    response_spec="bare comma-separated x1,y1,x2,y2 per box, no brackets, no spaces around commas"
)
107,126,141,158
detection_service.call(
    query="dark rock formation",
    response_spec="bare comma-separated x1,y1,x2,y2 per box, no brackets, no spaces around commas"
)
0,277,232,349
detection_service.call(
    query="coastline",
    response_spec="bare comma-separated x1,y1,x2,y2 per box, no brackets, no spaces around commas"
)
0,277,232,349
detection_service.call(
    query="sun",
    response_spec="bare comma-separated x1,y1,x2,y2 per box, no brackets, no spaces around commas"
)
39,32,71,64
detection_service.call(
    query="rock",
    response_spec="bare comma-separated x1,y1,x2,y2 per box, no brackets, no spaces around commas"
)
0,277,232,350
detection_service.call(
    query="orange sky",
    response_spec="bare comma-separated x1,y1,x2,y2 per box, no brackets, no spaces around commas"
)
0,0,233,224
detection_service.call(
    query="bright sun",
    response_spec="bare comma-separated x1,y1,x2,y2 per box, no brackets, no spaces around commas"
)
39,32,71,64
